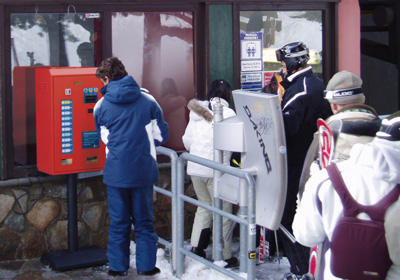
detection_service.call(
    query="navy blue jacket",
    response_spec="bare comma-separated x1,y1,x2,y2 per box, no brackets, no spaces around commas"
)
281,67,332,166
94,76,169,188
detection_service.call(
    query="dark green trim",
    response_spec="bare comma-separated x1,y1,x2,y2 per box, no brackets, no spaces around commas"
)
209,4,234,88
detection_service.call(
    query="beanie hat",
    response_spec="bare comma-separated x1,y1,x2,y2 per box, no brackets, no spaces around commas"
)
376,111,400,141
324,70,365,105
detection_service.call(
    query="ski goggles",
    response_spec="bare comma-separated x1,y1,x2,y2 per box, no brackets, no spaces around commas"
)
275,48,309,61
324,87,363,100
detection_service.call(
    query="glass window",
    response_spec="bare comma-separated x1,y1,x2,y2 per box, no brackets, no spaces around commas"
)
239,11,323,89
11,12,101,166
112,12,194,151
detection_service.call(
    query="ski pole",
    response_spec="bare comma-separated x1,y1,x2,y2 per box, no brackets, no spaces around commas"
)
279,224,297,243
273,230,281,264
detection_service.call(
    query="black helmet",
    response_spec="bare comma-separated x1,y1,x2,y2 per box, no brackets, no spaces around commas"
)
376,112,400,141
276,42,310,75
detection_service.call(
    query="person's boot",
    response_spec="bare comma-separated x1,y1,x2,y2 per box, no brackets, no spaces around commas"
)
191,246,206,258
191,228,211,259
137,267,160,276
197,228,211,249
108,270,128,277
282,272,315,280
224,256,238,268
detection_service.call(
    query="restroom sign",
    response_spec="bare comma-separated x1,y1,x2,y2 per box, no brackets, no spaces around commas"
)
241,32,263,91
241,32,263,61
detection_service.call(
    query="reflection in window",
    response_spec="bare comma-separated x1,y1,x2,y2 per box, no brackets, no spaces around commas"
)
112,12,194,151
240,11,323,87
11,12,101,166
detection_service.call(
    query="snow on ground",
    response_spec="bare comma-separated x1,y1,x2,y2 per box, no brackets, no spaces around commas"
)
128,240,291,280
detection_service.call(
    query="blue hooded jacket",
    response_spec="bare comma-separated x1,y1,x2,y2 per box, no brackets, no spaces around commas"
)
93,76,169,188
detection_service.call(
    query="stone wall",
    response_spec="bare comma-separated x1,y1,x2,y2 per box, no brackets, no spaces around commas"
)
0,168,196,261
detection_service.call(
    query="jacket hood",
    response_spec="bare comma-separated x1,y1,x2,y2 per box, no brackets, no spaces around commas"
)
102,76,141,104
187,99,213,122
352,138,400,183
371,138,400,183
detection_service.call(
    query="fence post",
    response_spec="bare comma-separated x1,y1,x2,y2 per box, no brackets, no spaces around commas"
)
213,103,224,262
176,155,186,277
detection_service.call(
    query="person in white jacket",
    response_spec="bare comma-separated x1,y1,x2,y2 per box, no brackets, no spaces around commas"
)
182,79,237,267
385,192,400,280
292,113,400,280
298,70,381,199
382,111,400,280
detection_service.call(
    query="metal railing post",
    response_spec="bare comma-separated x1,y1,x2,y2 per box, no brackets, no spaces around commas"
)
239,206,247,273
246,172,256,280
155,146,179,272
176,155,186,278
175,152,257,280
213,103,224,262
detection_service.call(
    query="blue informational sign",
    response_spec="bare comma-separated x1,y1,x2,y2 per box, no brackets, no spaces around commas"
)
82,131,100,149
241,72,263,91
240,32,264,91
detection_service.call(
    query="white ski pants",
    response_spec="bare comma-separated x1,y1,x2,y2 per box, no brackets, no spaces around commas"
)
190,175,233,259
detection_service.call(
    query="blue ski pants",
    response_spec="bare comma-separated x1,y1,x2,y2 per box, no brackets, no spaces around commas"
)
107,185,158,272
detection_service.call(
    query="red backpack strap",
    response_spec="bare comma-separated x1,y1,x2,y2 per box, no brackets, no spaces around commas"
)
369,183,400,222
326,163,359,217
326,163,400,221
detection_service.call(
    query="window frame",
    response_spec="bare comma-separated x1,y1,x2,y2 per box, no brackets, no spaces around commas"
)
0,0,338,179
232,2,338,90
1,3,206,179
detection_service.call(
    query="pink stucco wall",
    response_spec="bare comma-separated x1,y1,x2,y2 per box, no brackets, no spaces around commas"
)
338,0,361,76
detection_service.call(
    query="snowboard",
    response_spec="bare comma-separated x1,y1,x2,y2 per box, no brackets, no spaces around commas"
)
308,118,336,277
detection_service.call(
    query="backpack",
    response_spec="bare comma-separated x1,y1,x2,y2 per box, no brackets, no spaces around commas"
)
326,163,400,280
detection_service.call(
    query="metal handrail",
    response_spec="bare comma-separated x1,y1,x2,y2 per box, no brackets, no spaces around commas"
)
176,152,257,280
154,146,179,271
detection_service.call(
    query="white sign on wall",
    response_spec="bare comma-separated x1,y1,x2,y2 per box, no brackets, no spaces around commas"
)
241,60,263,72
240,32,263,91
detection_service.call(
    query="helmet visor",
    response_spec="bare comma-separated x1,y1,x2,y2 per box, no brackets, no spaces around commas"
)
275,49,285,61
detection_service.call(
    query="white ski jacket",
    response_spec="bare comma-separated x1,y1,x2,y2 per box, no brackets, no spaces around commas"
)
293,138,400,280
182,98,236,178
298,104,381,199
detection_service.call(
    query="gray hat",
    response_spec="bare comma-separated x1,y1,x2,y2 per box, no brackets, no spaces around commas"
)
324,70,365,105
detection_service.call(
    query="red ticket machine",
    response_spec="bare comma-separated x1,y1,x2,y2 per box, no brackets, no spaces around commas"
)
36,67,105,175
36,67,107,271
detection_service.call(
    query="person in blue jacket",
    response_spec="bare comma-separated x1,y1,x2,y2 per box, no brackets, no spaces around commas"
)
94,57,169,277
275,42,332,280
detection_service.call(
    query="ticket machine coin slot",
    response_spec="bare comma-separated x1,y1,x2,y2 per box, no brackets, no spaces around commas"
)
61,158,73,165
86,156,98,163
84,95,98,103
